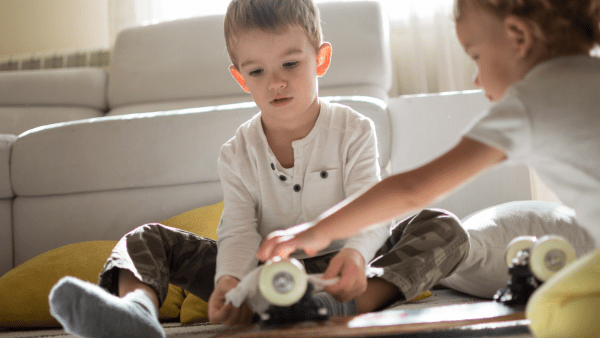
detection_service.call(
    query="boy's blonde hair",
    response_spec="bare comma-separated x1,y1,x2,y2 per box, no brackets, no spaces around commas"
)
454,0,600,56
224,0,323,67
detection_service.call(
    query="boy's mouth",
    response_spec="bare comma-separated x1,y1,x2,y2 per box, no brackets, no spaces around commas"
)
271,97,292,107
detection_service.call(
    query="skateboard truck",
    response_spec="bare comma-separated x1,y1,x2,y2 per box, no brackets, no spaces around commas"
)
257,258,329,327
494,235,576,305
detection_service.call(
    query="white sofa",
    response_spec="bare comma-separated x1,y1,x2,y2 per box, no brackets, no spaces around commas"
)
0,1,533,278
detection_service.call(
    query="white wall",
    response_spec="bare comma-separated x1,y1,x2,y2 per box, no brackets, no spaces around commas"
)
0,0,109,56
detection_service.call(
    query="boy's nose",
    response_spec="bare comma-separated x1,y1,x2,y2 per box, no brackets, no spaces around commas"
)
472,68,481,87
268,74,286,90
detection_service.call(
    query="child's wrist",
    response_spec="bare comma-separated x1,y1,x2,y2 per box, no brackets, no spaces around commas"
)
217,275,240,285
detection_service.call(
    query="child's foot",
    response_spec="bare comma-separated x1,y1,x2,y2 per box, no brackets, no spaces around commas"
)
49,276,165,338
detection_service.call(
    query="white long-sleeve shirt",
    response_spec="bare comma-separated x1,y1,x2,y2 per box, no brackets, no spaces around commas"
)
215,99,391,282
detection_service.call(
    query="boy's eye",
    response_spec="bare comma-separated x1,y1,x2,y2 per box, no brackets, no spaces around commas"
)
249,69,263,76
284,61,299,68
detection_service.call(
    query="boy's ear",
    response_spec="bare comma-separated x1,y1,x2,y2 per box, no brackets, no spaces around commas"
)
504,15,533,59
317,42,332,77
229,65,250,93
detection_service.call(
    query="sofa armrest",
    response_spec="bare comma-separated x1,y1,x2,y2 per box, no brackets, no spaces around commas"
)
11,104,257,197
0,134,16,199
389,91,532,219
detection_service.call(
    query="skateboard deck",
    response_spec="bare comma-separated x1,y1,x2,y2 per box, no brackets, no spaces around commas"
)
214,301,529,338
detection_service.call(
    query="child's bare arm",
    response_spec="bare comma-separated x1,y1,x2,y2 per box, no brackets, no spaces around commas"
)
257,137,506,260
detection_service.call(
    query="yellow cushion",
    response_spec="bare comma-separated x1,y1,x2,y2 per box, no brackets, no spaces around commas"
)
161,201,222,241
409,290,432,302
526,247,600,338
180,290,210,324
0,241,185,328
0,201,224,328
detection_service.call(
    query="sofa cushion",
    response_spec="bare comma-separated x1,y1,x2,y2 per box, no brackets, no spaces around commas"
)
0,68,108,110
107,1,391,109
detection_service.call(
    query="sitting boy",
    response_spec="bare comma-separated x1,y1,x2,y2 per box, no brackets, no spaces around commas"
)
48,1,469,337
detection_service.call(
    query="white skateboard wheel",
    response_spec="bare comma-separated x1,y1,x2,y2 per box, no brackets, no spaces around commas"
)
258,258,308,307
505,236,537,267
530,235,576,282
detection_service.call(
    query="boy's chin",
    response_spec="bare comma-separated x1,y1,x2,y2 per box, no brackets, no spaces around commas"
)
484,91,500,102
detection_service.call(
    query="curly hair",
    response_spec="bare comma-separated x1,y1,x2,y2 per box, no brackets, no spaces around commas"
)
224,0,323,67
454,0,600,55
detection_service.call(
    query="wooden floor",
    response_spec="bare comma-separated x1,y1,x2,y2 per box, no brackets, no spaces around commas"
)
0,288,534,338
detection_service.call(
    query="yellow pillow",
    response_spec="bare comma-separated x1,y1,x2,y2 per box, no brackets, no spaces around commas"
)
180,290,210,324
526,247,600,338
0,241,184,328
161,200,222,241
0,200,224,328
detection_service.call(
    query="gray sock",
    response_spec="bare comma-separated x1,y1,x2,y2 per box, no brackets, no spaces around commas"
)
312,292,358,317
49,276,165,338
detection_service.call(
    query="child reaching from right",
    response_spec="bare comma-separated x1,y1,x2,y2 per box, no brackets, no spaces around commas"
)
258,1,600,337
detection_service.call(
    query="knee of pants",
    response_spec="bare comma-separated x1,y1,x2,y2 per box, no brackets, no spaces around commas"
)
126,222,168,237
428,209,470,267
427,209,469,245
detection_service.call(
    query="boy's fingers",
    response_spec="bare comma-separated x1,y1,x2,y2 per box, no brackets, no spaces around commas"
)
256,239,274,261
257,236,294,261
323,257,343,280
275,243,296,258
210,303,232,324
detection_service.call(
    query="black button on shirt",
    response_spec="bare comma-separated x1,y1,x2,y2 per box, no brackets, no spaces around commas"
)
279,175,287,181
320,171,328,179
293,184,301,192
271,163,275,170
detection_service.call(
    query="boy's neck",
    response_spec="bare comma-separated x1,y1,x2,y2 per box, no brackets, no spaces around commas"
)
262,98,321,168
525,46,590,76
262,98,321,142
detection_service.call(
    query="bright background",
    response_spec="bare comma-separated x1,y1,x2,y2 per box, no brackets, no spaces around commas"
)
0,0,475,96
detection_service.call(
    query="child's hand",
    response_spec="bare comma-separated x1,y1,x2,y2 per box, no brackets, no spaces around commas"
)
208,275,254,326
323,248,367,302
256,222,331,261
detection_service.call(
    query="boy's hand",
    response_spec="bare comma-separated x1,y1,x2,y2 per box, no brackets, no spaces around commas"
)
208,275,254,326
256,222,331,261
323,248,367,302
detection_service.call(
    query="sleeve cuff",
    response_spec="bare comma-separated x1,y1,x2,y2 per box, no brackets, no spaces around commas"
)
343,222,391,264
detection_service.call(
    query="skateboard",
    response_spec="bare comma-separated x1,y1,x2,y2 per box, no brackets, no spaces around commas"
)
217,236,575,337
494,235,576,305
215,301,528,337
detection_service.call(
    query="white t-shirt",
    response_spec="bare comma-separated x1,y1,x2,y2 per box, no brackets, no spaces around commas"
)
464,55,600,246
215,99,391,282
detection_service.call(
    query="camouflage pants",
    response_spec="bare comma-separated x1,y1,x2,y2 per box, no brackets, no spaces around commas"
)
98,208,469,307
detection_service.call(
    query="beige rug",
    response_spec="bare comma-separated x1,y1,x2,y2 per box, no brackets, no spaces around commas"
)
0,289,533,338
